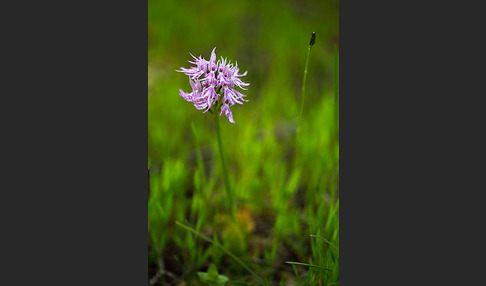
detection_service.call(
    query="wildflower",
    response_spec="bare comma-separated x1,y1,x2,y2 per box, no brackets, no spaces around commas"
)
177,47,249,123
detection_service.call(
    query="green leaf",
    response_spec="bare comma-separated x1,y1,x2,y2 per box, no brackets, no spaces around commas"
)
197,270,230,286
208,263,219,280
216,275,230,285
198,272,210,283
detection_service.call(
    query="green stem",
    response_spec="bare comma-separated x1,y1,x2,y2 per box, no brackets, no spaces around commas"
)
295,45,312,170
298,45,312,135
214,110,235,220
285,261,333,271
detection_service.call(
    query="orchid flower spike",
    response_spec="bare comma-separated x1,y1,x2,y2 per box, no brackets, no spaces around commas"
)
177,47,249,123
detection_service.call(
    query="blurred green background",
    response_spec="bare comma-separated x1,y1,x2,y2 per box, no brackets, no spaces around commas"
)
148,0,339,284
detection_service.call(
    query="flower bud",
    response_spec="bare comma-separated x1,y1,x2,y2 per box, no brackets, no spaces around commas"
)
309,32,316,47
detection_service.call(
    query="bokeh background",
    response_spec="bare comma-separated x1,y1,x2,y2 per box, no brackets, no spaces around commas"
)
148,0,339,284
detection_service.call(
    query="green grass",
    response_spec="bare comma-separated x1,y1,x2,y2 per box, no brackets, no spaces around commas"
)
148,0,338,284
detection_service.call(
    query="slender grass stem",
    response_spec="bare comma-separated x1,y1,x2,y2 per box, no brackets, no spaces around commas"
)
214,110,235,220
310,234,338,250
295,32,315,169
299,45,312,134
298,32,315,134
285,261,333,271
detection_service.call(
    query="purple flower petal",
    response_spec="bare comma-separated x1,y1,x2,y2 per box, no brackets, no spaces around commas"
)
220,104,235,124
177,47,248,124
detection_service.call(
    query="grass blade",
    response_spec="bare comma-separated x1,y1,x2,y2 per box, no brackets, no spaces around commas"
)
309,234,338,250
285,261,333,271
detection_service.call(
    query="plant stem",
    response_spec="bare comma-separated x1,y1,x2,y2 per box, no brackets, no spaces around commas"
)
298,45,312,135
295,43,313,170
214,110,235,220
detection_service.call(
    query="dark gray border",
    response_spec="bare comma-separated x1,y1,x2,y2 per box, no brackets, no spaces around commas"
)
342,0,485,285
0,0,147,284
